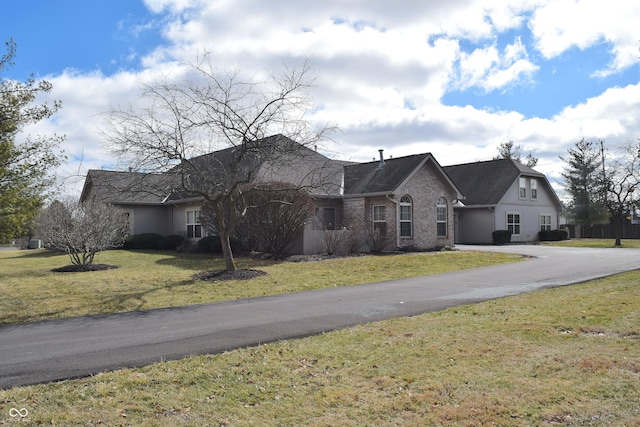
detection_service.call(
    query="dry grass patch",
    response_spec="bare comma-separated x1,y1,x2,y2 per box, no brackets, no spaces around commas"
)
0,249,521,325
2,270,640,425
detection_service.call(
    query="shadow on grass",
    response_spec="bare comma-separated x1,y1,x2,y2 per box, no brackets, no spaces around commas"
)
0,249,64,259
96,279,198,313
0,278,199,326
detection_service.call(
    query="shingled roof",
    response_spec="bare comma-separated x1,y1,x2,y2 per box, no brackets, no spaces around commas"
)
344,153,454,195
443,158,545,206
80,169,176,204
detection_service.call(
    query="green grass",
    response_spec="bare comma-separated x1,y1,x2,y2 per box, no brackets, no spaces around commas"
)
546,238,640,248
2,270,639,425
0,248,522,325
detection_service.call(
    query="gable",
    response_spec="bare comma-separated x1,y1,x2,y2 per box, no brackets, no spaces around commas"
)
444,159,531,205
344,154,431,195
443,158,562,209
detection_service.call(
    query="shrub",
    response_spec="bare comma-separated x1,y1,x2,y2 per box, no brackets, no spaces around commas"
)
123,233,162,250
157,234,185,250
196,236,222,253
492,230,512,245
539,229,569,241
37,198,129,266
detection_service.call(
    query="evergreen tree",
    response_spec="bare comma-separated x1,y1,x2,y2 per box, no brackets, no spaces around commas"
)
495,140,538,167
560,139,607,226
0,39,65,241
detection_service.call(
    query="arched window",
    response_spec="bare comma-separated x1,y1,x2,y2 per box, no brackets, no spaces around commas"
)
399,195,412,238
436,197,447,237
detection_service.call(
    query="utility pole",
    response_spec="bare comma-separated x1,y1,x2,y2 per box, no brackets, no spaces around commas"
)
600,140,608,236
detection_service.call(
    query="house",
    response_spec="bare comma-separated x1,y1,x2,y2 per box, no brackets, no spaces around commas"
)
305,150,464,253
443,159,564,244
80,135,463,254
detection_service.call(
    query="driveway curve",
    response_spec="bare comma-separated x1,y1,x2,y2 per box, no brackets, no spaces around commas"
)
1,244,639,389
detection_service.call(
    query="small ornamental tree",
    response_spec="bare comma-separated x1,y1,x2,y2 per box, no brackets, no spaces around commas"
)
244,182,315,256
202,182,315,257
37,198,129,266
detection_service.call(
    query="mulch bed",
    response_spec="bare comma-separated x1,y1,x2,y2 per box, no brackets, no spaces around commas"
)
192,269,267,282
52,264,119,273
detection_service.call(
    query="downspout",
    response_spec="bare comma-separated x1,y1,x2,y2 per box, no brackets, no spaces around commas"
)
386,194,399,249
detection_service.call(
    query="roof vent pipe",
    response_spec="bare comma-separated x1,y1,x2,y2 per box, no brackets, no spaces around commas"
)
378,149,385,169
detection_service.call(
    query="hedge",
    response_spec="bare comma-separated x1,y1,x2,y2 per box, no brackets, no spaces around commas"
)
123,233,163,250
492,230,512,245
157,234,185,250
539,229,569,241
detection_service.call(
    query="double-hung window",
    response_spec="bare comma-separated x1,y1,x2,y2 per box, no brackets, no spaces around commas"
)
436,197,447,237
540,214,551,231
519,177,527,199
186,209,202,239
530,179,538,200
372,205,387,236
399,195,412,238
507,212,521,235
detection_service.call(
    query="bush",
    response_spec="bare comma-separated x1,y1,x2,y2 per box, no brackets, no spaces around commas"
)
196,236,222,253
539,229,569,241
195,236,245,254
123,233,162,250
157,234,185,250
492,230,512,245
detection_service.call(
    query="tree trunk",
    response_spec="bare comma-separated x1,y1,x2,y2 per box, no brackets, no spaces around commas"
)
614,222,622,246
220,233,237,271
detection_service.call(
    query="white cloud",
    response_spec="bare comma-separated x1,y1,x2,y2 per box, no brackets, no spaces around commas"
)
23,0,638,200
530,0,640,74
454,36,538,92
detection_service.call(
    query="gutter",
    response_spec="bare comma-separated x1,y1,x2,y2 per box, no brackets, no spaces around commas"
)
343,191,395,199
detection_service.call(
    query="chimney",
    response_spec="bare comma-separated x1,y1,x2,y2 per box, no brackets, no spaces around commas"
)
378,149,385,169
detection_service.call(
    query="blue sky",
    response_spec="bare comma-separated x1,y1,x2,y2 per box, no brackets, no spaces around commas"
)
2,1,165,79
1,0,639,196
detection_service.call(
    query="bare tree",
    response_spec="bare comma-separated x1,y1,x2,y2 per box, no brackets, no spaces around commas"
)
602,141,640,246
104,54,332,271
37,198,129,266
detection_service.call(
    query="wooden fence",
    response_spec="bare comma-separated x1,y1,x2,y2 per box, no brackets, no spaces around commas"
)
565,223,640,239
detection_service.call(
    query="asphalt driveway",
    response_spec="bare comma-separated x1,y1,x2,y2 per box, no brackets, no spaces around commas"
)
1,244,639,389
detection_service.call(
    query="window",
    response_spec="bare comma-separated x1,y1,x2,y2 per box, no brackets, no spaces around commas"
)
399,195,412,238
186,209,202,239
531,179,538,200
540,214,551,231
507,212,521,235
436,197,447,237
372,205,387,236
519,177,527,199
322,207,336,230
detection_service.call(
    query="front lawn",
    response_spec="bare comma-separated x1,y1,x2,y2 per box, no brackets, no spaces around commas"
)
546,238,640,248
2,269,639,425
0,249,523,325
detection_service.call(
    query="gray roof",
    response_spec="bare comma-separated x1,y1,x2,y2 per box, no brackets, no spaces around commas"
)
81,169,175,204
81,135,336,204
344,154,432,195
443,158,545,206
